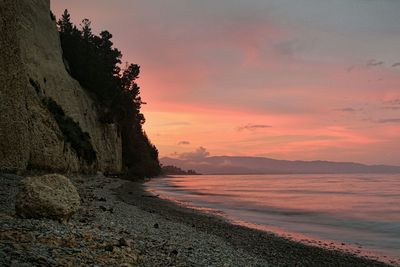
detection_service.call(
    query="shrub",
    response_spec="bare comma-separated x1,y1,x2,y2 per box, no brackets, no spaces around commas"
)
43,97,97,165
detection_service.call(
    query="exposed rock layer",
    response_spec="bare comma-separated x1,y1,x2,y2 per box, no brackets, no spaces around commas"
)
0,0,122,173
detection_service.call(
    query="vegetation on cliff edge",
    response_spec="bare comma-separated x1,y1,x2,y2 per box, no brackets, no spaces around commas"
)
57,10,160,178
44,97,97,165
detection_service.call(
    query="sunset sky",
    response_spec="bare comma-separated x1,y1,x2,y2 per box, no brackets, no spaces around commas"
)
52,0,400,165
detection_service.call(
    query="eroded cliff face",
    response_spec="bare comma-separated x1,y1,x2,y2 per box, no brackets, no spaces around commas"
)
0,0,122,173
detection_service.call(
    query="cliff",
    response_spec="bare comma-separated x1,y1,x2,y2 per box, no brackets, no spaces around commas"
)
0,0,122,173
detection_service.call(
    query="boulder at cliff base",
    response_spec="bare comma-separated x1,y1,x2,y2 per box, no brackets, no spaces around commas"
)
15,174,80,221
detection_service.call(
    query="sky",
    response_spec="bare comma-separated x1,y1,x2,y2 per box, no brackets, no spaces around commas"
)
52,0,400,165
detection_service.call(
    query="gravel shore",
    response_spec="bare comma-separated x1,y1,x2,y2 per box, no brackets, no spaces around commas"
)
0,173,395,266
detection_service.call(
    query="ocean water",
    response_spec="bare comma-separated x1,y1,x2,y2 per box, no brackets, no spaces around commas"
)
146,174,400,263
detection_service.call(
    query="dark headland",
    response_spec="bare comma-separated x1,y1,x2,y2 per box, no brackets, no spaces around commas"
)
161,156,400,175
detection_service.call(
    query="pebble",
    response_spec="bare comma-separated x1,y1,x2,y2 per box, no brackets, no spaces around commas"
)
118,237,131,247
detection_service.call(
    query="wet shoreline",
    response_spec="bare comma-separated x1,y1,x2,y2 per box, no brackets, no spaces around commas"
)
117,179,394,266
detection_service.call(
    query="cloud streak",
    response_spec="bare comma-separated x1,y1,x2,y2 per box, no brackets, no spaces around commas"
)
382,99,400,110
366,59,384,67
377,118,400,124
335,108,357,112
178,141,190,145
237,124,272,131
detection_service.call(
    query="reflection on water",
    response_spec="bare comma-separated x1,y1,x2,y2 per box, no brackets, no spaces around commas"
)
146,174,400,264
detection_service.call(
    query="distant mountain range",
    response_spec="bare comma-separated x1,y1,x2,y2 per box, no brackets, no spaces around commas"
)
161,156,400,174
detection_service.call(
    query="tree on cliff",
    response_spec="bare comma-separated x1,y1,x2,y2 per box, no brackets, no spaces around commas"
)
57,10,160,178
58,9,73,34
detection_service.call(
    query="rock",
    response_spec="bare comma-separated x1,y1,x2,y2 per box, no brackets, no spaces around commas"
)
153,223,159,229
104,244,114,252
99,206,107,212
99,205,113,213
118,237,132,247
15,174,80,221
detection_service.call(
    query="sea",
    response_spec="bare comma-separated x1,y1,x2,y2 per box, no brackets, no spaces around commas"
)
145,174,400,264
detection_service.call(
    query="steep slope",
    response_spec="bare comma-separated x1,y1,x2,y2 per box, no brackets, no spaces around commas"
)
0,0,122,173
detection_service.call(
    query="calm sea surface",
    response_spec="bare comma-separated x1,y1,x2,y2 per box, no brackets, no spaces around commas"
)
146,174,400,263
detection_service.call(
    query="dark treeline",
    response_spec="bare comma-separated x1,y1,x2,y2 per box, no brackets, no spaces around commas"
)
161,165,200,175
57,10,160,178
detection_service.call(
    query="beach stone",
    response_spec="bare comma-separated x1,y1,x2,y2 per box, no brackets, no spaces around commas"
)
99,205,107,211
15,174,80,220
104,244,114,252
118,237,132,247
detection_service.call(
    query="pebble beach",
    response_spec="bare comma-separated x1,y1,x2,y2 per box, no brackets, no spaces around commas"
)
0,173,394,266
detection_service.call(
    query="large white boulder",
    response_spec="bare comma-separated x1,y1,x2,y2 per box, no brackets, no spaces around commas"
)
15,174,80,220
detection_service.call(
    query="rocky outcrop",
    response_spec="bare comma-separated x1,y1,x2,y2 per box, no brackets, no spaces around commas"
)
0,0,122,173
15,174,80,220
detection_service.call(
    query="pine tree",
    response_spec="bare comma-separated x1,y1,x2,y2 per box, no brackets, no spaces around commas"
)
58,9,73,34
80,18,92,41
